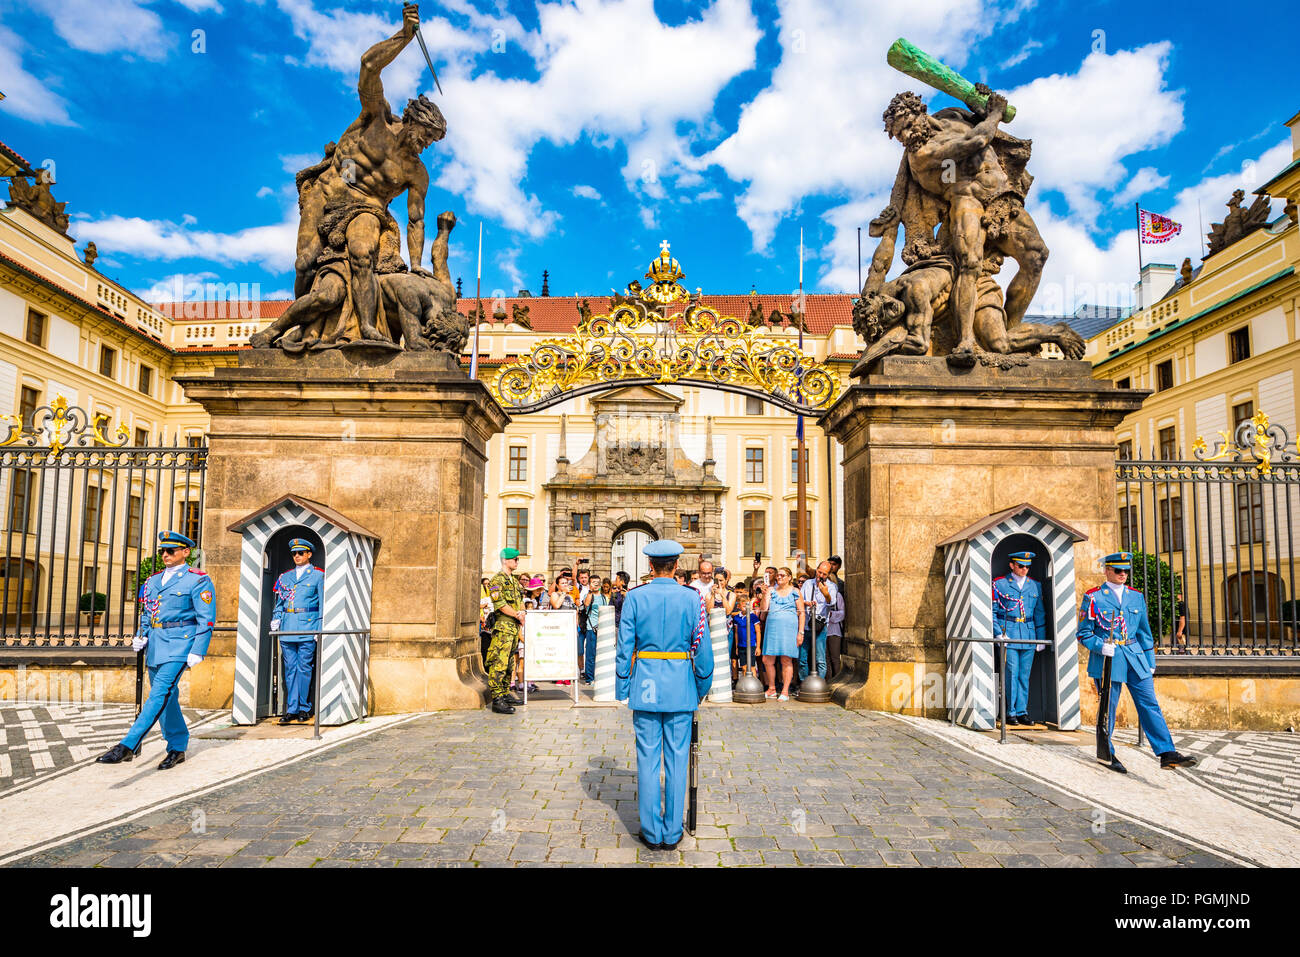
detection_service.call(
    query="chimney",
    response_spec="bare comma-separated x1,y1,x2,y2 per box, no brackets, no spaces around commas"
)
1134,263,1178,310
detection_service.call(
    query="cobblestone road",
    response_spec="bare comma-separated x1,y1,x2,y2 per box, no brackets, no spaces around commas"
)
16,705,1234,868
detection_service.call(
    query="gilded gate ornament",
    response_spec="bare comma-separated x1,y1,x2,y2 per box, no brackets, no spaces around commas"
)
1192,411,1297,477
0,395,129,457
489,244,839,415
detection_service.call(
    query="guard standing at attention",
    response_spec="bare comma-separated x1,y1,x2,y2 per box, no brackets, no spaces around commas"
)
615,540,714,851
486,547,525,714
271,539,325,724
97,530,214,770
1078,551,1198,773
991,550,1046,726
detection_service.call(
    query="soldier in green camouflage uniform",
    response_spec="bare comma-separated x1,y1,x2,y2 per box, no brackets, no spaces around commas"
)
486,547,525,714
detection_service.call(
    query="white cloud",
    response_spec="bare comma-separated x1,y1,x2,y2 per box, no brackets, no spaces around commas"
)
572,185,602,201
638,205,658,231
280,152,320,174
1112,166,1171,208
256,186,275,198
1006,42,1183,222
25,0,172,60
136,271,219,304
494,247,524,293
0,26,75,126
1000,38,1042,70
77,213,299,273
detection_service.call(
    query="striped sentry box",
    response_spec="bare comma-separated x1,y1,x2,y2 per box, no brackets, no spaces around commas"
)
592,605,617,702
707,606,731,703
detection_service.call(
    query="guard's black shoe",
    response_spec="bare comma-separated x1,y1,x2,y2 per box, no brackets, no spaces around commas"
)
297,711,314,723
637,832,662,851
1160,751,1198,770
660,836,682,850
96,743,138,764
157,750,185,770
504,693,524,706
1016,714,1035,727
1099,754,1128,774
491,697,516,714
278,713,296,725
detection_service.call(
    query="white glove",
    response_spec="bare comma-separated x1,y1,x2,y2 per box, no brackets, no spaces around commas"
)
1035,642,1047,651
270,619,280,632
131,635,148,652
187,653,203,667
1100,642,1115,658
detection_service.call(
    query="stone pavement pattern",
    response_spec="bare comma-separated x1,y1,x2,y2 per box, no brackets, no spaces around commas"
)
0,703,216,789
16,706,1233,867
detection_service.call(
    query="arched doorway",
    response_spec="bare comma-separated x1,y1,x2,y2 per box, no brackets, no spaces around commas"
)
612,522,657,584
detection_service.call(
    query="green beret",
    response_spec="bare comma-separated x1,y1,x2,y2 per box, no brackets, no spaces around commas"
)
500,547,520,560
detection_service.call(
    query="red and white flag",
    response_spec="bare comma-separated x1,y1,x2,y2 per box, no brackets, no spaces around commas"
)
1139,209,1182,244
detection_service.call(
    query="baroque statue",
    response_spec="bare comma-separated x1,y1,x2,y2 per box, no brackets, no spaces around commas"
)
250,4,466,357
1205,189,1273,256
7,172,71,235
851,40,1085,377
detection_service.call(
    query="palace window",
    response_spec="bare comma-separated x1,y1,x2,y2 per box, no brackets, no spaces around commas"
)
8,470,36,532
25,309,46,348
679,513,700,534
1116,377,1131,390
98,345,117,379
182,501,201,544
127,494,144,546
745,396,763,415
790,448,809,484
571,512,591,533
19,386,39,429
1158,495,1184,552
742,510,765,559
1118,504,1138,552
138,364,154,396
1235,483,1265,545
745,448,764,483
1158,427,1177,461
1228,326,1251,364
82,487,109,543
1232,400,1254,431
186,434,204,448
788,510,812,556
508,446,527,482
1116,440,1132,461
1154,360,1174,392
134,427,150,447
506,507,528,554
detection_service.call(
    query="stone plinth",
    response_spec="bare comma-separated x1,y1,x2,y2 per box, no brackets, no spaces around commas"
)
177,349,509,714
819,356,1146,714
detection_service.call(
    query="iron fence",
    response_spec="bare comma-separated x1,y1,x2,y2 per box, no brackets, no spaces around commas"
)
0,401,206,648
1116,416,1299,656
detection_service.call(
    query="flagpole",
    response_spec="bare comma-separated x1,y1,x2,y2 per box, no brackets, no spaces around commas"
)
470,222,483,380
1197,199,1205,261
1134,202,1145,309
796,228,807,570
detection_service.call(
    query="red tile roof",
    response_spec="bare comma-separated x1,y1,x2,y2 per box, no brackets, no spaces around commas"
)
154,300,293,321
0,139,34,174
453,294,855,334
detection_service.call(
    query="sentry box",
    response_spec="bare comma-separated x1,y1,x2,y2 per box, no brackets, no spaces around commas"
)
937,503,1087,731
227,495,380,726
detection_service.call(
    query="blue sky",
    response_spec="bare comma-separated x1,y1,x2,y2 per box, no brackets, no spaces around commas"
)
0,0,1293,312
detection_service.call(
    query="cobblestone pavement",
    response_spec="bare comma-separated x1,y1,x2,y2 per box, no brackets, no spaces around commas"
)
15,705,1236,868
1114,727,1300,826
0,704,218,792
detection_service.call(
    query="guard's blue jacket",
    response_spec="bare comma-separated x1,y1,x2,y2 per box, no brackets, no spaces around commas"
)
615,578,714,711
138,567,215,666
992,574,1046,645
1077,583,1156,684
272,565,325,641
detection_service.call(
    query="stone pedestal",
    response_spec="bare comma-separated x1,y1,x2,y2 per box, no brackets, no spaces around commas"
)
819,357,1145,715
177,349,509,714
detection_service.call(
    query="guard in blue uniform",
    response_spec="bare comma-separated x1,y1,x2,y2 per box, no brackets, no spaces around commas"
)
1078,552,1197,773
992,550,1046,726
615,539,714,851
97,530,214,770
271,539,325,724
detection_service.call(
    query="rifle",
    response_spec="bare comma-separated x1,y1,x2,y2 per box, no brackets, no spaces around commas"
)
1095,650,1114,762
686,592,707,836
134,647,144,716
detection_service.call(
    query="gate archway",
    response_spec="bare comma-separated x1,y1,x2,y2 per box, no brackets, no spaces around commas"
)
611,521,658,584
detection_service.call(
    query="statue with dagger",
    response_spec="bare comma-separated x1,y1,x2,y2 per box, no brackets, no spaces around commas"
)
252,3,464,355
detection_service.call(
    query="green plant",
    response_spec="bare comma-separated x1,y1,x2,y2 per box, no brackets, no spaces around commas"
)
1126,549,1182,636
78,591,107,613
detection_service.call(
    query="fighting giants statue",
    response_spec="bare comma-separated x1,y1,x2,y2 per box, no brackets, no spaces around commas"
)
250,5,465,355
851,41,1084,376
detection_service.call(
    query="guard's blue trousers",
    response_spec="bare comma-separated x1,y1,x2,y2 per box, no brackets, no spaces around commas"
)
121,660,189,753
633,710,692,845
798,619,827,680
1004,645,1036,715
281,639,316,715
1096,675,1176,757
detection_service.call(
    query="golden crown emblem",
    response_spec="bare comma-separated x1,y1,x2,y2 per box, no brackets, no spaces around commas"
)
643,240,688,305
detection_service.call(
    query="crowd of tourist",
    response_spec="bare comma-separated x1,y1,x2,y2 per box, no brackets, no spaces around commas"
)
480,553,845,701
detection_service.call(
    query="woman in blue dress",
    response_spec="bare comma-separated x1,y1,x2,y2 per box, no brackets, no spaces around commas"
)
761,567,805,701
